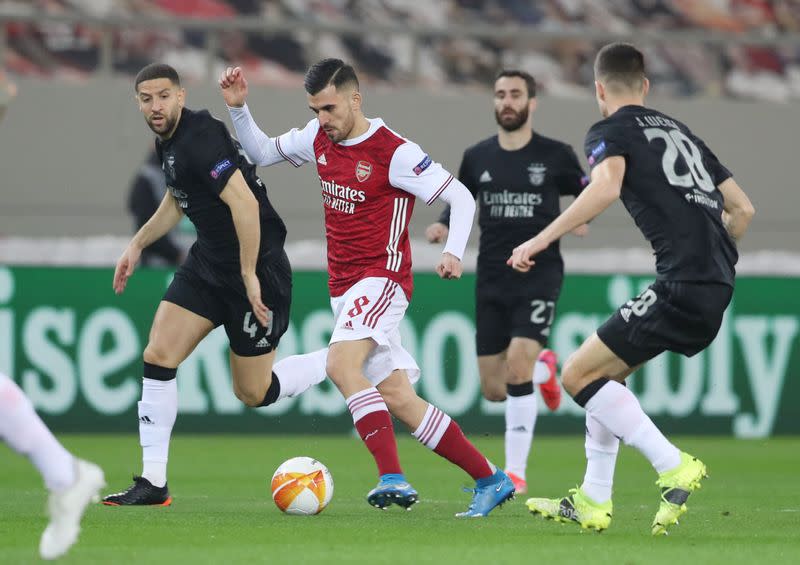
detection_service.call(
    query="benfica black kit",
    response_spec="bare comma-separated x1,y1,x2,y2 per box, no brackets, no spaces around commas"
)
157,108,291,355
440,132,586,354
585,105,737,365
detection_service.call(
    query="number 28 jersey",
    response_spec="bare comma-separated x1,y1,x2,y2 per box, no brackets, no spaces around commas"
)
584,105,738,286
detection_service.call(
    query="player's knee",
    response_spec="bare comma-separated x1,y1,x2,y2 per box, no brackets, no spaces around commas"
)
560,355,585,396
143,344,173,368
381,385,415,417
481,381,506,402
233,382,266,408
506,353,534,383
325,352,355,385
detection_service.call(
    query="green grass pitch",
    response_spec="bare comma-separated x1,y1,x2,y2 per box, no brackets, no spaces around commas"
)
1,435,798,564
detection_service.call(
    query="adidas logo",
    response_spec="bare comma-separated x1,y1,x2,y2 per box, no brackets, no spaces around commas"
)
510,425,528,432
138,415,154,425
256,337,270,348
317,153,327,165
479,170,492,183
620,307,632,323
342,320,354,330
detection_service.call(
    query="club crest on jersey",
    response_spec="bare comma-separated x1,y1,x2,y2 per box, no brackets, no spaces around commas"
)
163,154,176,179
355,160,372,182
528,163,547,186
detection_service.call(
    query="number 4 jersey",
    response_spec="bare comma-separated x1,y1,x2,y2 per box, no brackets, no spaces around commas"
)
584,105,738,286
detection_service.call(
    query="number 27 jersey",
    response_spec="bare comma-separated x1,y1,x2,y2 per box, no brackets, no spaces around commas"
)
584,105,738,286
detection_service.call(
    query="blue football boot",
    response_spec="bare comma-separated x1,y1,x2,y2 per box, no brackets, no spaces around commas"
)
455,469,515,518
367,474,419,510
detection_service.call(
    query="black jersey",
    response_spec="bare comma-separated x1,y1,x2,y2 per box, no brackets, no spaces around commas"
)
584,105,737,286
440,132,586,281
156,107,287,270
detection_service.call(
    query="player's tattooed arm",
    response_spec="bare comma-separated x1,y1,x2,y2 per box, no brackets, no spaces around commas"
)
717,178,755,241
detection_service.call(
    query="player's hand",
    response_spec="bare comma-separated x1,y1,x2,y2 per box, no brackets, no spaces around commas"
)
571,223,589,237
507,237,548,272
425,222,449,243
113,244,142,294
436,252,463,279
242,271,270,327
219,66,248,108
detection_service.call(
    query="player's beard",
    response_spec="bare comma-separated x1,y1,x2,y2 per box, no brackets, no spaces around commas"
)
146,110,178,137
495,106,529,132
324,113,355,143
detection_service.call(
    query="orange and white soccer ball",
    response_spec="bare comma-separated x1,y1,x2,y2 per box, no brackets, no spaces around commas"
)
271,457,334,515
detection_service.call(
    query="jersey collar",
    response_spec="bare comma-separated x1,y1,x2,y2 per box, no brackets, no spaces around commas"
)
338,118,384,146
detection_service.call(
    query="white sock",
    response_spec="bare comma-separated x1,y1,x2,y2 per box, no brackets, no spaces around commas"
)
412,403,452,449
0,373,76,491
532,360,550,385
504,388,537,478
139,377,177,488
580,414,619,503
584,380,680,473
273,348,328,401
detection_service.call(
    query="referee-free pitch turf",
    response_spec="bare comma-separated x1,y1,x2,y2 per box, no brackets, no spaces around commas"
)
1,435,798,565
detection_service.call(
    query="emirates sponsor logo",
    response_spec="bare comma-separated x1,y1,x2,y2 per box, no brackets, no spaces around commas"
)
356,160,372,182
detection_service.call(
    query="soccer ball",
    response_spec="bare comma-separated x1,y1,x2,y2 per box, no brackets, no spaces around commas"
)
270,456,334,515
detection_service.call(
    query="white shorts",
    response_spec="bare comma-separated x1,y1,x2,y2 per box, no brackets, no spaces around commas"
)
329,277,420,386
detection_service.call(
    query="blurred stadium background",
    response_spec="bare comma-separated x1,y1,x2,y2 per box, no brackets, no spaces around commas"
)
0,3,798,562
0,0,798,433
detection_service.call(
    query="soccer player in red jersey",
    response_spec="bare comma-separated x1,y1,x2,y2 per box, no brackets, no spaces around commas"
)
220,59,514,517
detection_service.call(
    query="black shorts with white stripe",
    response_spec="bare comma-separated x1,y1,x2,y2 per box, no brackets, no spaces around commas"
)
597,280,733,367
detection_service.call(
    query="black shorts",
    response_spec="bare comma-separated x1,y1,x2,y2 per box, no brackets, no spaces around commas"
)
163,248,292,356
475,270,563,356
597,280,733,367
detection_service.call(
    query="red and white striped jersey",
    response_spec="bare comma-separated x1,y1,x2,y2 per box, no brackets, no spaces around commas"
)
273,118,454,299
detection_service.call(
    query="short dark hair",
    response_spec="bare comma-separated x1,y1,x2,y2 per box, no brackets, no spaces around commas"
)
134,63,181,92
495,70,536,98
594,43,645,92
304,58,359,95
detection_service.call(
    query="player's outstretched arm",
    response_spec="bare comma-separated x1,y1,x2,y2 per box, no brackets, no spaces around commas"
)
113,192,183,294
222,69,315,169
219,170,270,327
718,177,755,241
508,156,624,272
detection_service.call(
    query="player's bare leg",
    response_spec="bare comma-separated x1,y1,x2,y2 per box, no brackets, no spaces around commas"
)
379,371,515,517
103,301,212,507
477,352,510,402
230,350,279,406
326,339,413,509
230,348,329,408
